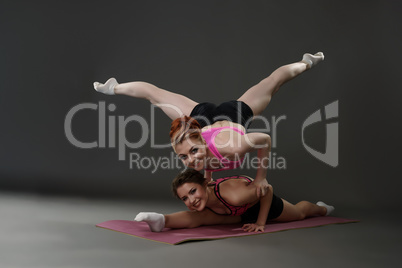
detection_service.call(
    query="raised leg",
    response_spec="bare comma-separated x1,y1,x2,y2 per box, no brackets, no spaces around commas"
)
238,52,324,116
273,199,329,222
94,78,198,120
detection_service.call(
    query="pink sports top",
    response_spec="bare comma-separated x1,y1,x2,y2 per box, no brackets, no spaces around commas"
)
201,126,245,171
210,176,253,216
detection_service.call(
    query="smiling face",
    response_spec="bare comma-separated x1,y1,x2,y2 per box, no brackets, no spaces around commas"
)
174,137,207,171
176,182,208,211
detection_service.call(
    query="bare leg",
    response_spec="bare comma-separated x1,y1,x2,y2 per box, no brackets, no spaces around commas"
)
273,200,327,222
238,62,308,116
238,52,324,116
116,81,199,120
134,210,241,232
165,210,241,229
164,211,208,229
95,79,198,120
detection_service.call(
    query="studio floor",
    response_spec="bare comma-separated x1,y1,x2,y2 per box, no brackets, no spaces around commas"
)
1,191,400,268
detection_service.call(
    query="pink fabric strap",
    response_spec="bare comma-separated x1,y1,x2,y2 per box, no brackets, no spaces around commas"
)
201,127,245,171
211,176,252,216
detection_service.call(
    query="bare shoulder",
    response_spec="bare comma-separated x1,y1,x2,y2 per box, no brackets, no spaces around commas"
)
220,177,249,188
219,176,257,206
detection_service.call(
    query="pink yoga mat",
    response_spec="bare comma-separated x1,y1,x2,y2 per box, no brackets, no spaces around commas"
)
96,216,358,245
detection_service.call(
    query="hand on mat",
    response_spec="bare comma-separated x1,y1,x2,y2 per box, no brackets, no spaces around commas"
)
242,223,265,233
253,178,269,198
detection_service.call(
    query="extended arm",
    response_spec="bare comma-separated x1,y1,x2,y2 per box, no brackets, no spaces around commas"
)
225,132,271,197
253,133,271,197
242,184,273,232
220,179,274,232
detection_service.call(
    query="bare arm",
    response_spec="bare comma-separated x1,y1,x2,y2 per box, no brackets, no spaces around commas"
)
256,184,273,226
221,179,274,232
242,184,273,232
243,133,271,185
223,132,271,197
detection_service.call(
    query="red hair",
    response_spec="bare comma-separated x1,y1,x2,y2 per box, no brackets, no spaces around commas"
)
170,116,202,146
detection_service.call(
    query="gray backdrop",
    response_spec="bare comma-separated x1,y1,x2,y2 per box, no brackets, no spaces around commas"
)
1,0,401,210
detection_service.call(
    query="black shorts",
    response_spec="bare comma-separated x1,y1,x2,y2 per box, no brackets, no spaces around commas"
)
240,194,284,223
190,100,254,129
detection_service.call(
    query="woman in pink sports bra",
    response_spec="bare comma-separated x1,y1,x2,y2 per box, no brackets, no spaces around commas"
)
134,169,334,233
170,116,271,197
94,52,325,195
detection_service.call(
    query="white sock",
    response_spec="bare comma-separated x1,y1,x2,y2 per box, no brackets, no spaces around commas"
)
316,201,334,216
134,212,165,232
93,77,118,95
302,52,324,69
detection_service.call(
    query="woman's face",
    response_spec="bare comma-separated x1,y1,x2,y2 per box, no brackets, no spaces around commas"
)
176,182,208,211
174,137,207,171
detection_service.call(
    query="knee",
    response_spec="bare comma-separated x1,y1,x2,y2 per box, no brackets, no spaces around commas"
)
297,212,306,220
295,201,309,220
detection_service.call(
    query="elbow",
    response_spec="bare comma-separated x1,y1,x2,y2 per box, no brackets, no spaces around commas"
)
257,134,271,149
244,133,272,151
256,134,271,151
265,134,271,148
267,184,273,194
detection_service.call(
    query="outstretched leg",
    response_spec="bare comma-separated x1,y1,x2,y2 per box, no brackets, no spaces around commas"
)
238,52,324,116
134,210,241,232
273,199,333,222
94,78,198,120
